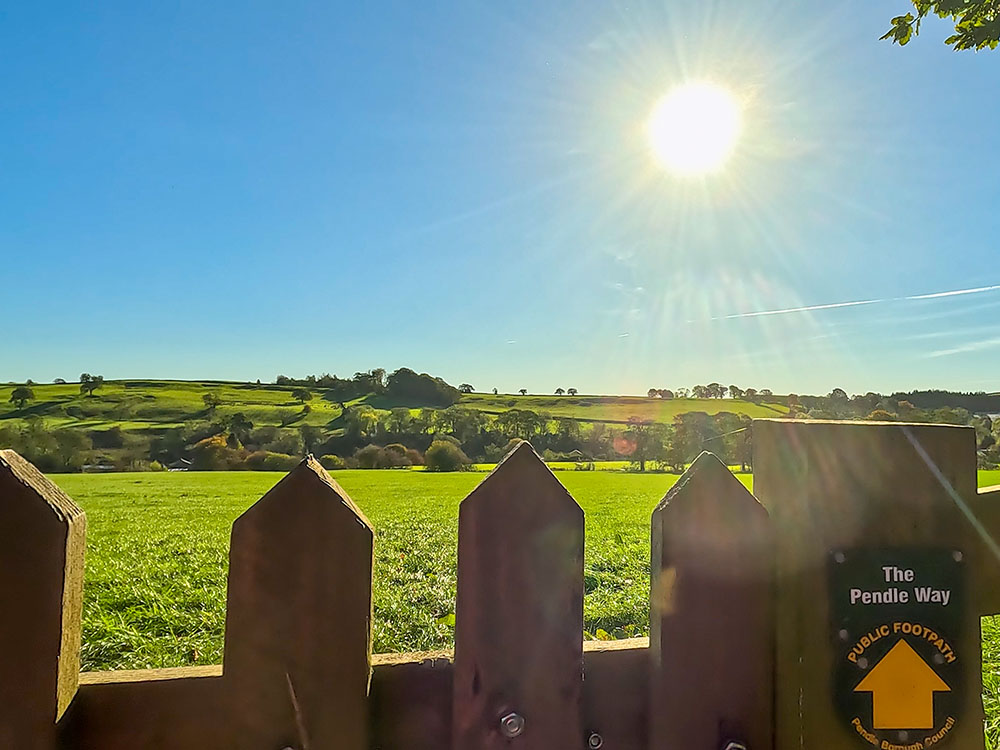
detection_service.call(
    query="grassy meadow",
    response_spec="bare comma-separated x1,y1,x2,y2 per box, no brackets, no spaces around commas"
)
456,392,789,422
56,468,691,671
54,468,1000,668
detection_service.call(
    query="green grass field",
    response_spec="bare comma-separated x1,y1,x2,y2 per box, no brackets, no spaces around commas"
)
0,380,345,432
456,392,788,422
54,469,1000,667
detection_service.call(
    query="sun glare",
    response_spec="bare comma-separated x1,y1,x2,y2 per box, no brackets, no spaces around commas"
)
647,82,742,176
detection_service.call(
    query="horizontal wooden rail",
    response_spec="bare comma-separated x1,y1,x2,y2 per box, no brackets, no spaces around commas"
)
61,640,649,750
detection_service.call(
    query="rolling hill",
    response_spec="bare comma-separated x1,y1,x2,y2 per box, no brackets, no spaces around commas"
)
0,379,786,436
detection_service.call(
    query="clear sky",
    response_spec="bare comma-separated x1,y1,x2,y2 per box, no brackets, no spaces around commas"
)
2,1,998,396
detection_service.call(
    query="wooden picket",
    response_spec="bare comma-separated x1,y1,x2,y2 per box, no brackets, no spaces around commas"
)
6,419,993,750
971,483,1000,614
453,441,585,750
224,456,374,750
649,452,773,750
0,450,86,750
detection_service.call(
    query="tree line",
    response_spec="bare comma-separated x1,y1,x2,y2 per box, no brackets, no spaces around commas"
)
4,372,1000,472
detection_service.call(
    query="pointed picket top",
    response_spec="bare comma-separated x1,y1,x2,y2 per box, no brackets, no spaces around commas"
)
467,439,580,512
650,451,773,750
656,450,749,510
454,440,584,750
237,453,372,531
224,455,373,750
0,450,86,748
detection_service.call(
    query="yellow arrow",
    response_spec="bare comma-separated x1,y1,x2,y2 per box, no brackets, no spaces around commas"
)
854,639,951,729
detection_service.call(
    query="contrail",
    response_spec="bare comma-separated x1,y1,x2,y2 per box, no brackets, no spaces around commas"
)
717,284,1000,321
721,298,883,320
905,284,1000,300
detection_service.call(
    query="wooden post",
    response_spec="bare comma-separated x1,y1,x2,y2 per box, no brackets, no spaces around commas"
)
968,484,1000,614
453,442,584,750
0,450,86,749
753,419,983,750
223,456,373,750
649,451,773,750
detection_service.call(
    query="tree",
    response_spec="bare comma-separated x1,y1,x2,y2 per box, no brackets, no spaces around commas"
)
387,407,412,434
9,386,34,409
343,405,379,438
496,409,540,440
202,393,221,411
659,389,674,399
743,387,758,402
884,3,1000,51
224,412,254,444
647,388,659,398
624,417,664,472
519,388,528,396
79,373,104,397
692,385,710,399
292,388,313,404
492,387,498,395
385,367,459,406
729,385,743,400
555,388,566,395
300,425,324,454
54,430,91,469
53,378,67,384
459,383,474,393
567,388,578,396
425,440,470,472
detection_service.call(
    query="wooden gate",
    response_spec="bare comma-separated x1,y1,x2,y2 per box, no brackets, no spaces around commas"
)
1,419,998,749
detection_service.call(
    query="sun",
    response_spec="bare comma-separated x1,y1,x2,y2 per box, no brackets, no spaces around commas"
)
647,82,742,176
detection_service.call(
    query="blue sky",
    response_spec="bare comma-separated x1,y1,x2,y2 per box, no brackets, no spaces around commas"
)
1,1,998,396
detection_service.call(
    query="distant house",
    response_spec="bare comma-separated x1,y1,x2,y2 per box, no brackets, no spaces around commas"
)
167,458,193,471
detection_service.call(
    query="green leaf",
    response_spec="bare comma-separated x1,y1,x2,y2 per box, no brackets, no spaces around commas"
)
435,613,456,627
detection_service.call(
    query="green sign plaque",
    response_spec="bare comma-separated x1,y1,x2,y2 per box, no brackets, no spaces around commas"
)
829,548,964,749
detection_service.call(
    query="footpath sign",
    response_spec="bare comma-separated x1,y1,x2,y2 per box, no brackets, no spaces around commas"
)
753,420,987,750
830,548,964,748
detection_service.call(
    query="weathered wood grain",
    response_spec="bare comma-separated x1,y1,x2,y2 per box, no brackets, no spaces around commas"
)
223,456,374,750
453,442,585,750
0,450,86,750
62,640,647,750
649,451,773,750
753,419,983,750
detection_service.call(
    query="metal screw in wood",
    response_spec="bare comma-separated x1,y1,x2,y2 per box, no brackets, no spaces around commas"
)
588,732,604,748
500,712,525,738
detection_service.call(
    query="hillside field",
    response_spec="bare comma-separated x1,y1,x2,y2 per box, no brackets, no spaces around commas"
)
0,379,787,435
